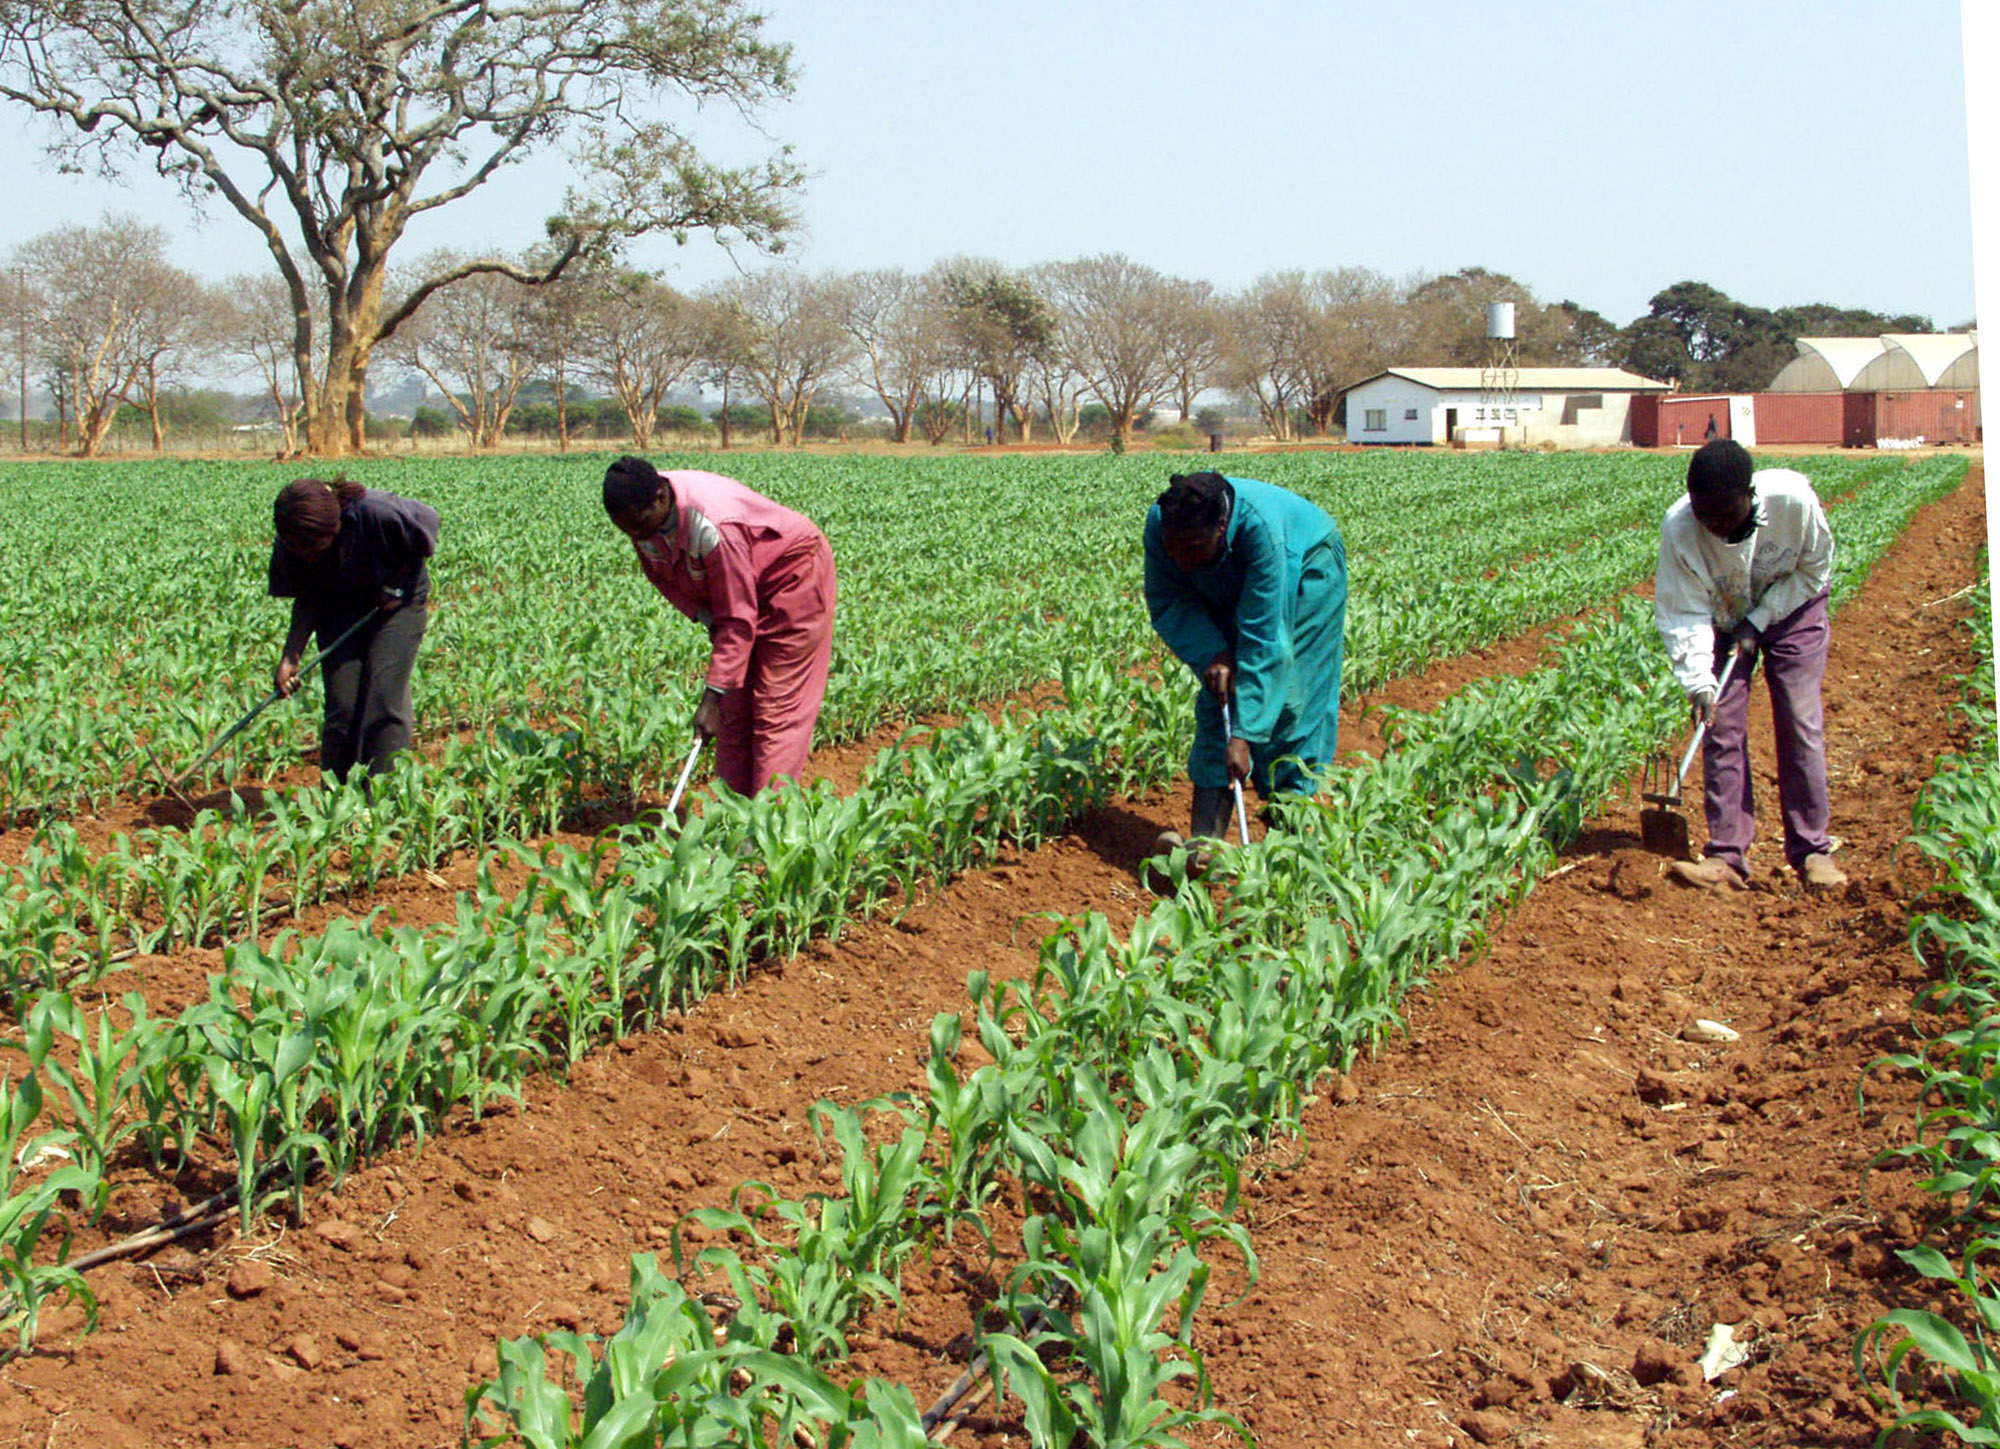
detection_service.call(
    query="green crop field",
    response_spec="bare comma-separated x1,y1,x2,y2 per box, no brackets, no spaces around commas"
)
0,447,1973,1446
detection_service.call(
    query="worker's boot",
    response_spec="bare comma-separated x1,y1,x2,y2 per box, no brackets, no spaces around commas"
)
1185,786,1231,876
1152,786,1233,880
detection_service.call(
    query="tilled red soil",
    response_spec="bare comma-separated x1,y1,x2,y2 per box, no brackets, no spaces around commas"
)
0,465,1987,1449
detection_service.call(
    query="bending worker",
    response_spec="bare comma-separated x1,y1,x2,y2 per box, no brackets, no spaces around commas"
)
269,476,440,783
603,456,837,796
1655,438,1845,891
1143,469,1347,854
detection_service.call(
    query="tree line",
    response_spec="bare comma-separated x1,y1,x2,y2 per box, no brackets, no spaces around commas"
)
0,219,1949,459
0,1,1956,459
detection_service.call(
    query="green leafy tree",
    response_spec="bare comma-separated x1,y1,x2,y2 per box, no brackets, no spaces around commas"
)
0,0,801,456
943,262,1056,443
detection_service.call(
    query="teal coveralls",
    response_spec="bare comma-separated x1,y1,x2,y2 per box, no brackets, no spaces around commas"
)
1142,476,1348,797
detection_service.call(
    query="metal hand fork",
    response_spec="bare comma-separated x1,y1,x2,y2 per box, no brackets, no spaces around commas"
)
148,608,380,808
1221,699,1251,843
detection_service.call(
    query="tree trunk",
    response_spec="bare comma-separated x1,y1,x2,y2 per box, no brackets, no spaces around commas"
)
555,361,570,452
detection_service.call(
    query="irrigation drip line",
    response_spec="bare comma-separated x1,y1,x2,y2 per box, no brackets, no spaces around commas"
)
919,1306,1044,1444
0,1168,280,1328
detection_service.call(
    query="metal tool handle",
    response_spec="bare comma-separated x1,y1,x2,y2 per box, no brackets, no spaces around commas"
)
1671,648,1741,793
177,607,381,788
1221,699,1251,844
664,734,705,814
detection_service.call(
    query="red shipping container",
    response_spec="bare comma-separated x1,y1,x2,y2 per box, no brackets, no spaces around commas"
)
1876,390,1980,445
1751,392,1844,445
1656,396,1729,447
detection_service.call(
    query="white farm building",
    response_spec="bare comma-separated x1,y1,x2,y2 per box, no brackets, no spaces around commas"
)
1341,367,1673,447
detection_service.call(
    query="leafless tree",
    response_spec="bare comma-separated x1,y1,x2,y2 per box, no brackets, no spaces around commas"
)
10,215,202,457
722,268,856,445
838,267,951,444
129,278,228,452
1218,273,1313,441
1043,253,1176,447
1153,276,1224,424
0,0,800,455
220,272,325,455
518,252,612,452
1298,267,1403,435
383,252,539,449
578,269,703,451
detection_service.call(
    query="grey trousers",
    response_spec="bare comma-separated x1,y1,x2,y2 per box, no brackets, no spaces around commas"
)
317,603,428,782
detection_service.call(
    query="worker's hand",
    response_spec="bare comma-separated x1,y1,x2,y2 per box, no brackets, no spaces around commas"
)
1202,654,1234,703
1225,737,1253,784
1728,620,1758,659
1689,688,1715,727
377,586,406,615
692,687,724,742
274,655,302,697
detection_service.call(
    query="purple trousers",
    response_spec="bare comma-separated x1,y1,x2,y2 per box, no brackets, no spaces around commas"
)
1701,590,1834,875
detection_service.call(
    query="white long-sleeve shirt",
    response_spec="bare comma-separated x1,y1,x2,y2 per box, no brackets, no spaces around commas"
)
1654,468,1834,696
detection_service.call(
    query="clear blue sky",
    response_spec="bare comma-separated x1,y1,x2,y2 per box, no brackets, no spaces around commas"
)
0,0,1979,331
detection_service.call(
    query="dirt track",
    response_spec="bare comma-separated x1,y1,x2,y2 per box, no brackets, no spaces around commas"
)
0,465,1987,1449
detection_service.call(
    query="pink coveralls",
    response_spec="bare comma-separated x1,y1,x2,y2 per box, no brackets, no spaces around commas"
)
631,471,837,795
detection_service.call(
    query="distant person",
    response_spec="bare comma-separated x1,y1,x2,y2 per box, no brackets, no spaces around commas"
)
1655,439,1845,891
602,456,836,796
1704,412,1719,442
269,477,440,783
1143,470,1347,858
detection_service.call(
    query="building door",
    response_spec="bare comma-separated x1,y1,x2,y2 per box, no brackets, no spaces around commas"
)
1443,408,1457,445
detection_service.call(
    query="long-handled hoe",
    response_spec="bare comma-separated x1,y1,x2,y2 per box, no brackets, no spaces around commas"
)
663,732,706,816
147,608,379,810
1640,650,1741,859
1221,698,1251,843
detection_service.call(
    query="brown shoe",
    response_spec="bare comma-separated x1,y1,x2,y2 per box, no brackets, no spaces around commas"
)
1668,857,1749,891
1799,853,1848,889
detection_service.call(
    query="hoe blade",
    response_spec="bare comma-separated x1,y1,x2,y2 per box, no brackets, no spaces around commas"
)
1641,804,1691,859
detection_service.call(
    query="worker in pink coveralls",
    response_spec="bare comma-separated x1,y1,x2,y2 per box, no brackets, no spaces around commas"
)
603,456,837,795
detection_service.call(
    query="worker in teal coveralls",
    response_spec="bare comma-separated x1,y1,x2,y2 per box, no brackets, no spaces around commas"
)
1143,470,1348,851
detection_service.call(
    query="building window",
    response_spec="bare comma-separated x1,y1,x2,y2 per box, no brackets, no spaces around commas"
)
1403,408,1419,420
1363,408,1387,431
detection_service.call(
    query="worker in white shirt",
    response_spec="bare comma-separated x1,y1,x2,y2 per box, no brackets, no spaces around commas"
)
1654,439,1847,892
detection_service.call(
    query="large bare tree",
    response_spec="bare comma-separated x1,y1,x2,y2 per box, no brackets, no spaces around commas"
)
10,215,202,457
1153,276,1223,424
579,269,703,450
384,252,539,448
722,268,855,445
1218,273,1312,441
1297,267,1402,435
837,267,949,445
0,0,800,455
1042,253,1175,447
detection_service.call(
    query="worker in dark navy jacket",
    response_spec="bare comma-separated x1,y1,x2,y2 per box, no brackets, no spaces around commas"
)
268,477,440,783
